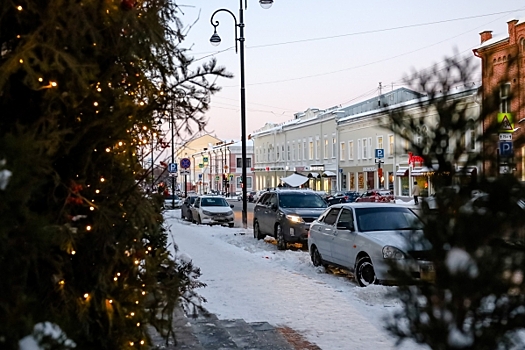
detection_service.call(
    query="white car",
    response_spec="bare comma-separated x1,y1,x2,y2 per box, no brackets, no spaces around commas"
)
191,195,235,227
164,194,183,209
308,203,432,287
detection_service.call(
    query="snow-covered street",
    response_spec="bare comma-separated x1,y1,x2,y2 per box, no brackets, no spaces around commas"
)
164,210,427,350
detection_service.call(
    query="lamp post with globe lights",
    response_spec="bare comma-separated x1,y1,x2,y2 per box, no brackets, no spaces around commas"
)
209,0,273,228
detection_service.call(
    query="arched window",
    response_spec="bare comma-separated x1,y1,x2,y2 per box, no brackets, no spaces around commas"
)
521,38,525,51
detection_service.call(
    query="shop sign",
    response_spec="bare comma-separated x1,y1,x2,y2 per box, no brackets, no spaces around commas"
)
363,166,376,172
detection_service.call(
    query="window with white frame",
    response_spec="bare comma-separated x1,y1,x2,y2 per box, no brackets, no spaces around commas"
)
324,138,328,159
287,143,291,161
276,144,279,161
349,141,354,160
357,139,361,160
377,136,383,151
362,138,368,159
309,141,314,160
332,136,336,158
388,135,394,156
340,142,346,160
303,140,307,160
316,138,320,159
368,138,372,159
500,83,511,113
281,145,285,161
468,128,476,151
292,142,295,160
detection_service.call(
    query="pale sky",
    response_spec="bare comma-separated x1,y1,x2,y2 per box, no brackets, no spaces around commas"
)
177,0,525,141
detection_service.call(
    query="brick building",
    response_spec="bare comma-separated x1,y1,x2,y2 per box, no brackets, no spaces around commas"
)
473,19,525,180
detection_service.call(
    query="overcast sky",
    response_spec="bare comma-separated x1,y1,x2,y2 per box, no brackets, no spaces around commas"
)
177,0,525,141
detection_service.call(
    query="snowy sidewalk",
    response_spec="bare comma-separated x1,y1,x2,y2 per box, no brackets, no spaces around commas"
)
164,210,425,350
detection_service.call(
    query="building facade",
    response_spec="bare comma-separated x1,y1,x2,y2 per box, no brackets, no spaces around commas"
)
473,18,525,180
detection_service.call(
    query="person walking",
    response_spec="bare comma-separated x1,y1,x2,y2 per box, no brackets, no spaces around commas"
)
412,181,421,204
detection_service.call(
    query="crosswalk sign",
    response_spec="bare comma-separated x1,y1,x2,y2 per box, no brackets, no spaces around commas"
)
498,113,514,133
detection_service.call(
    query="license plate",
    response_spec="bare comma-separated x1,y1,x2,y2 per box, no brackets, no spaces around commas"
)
420,264,435,282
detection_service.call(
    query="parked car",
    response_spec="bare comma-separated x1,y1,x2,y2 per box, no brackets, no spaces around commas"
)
181,195,199,221
308,203,432,287
252,190,266,203
253,189,328,250
190,195,235,227
355,189,395,203
164,194,183,209
326,191,360,206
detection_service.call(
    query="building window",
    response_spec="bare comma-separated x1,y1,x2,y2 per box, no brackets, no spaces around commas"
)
292,142,296,160
500,83,511,113
287,143,291,161
349,141,354,160
324,138,328,159
332,136,336,158
357,139,361,160
309,141,314,160
281,145,285,161
388,135,394,156
303,140,307,160
340,142,346,160
276,144,279,161
236,158,252,168
362,138,368,159
368,138,372,159
468,129,476,151
377,136,383,151
316,139,320,159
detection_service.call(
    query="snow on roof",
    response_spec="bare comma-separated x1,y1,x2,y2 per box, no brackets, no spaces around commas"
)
475,33,509,50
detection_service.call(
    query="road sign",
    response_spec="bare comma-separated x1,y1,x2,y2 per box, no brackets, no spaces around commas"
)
215,175,220,181
180,158,191,169
229,174,234,181
198,163,203,168
375,149,384,159
198,174,202,179
203,156,209,163
168,163,177,173
168,172,178,177
499,141,513,157
499,133,512,141
179,170,190,175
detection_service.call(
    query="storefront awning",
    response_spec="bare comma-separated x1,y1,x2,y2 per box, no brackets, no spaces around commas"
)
281,173,309,187
411,167,434,176
396,167,409,176
308,172,320,178
322,170,337,177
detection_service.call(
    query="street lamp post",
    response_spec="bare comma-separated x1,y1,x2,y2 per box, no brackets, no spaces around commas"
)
209,0,273,228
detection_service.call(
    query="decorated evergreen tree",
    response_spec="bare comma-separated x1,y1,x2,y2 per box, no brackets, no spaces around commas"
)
384,55,525,349
0,0,230,348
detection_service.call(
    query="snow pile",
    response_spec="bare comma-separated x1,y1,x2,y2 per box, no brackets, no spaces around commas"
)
445,247,479,278
19,322,76,350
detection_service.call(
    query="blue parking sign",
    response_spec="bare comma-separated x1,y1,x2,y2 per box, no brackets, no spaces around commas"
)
168,163,177,173
375,149,384,159
499,141,513,157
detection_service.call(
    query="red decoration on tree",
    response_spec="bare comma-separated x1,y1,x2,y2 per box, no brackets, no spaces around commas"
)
120,0,135,10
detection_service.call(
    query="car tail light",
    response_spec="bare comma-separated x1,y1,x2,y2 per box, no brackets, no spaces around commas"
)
344,196,348,201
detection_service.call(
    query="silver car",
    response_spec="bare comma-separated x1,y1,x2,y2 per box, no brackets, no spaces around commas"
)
308,203,433,287
191,195,235,227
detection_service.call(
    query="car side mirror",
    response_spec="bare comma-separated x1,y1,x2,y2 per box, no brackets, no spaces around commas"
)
230,204,234,208
336,221,354,231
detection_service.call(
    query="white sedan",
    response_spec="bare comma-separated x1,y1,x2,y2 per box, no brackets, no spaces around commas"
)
308,203,433,287
191,195,235,227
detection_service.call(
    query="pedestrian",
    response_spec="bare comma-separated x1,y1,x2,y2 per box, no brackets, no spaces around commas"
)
412,181,420,205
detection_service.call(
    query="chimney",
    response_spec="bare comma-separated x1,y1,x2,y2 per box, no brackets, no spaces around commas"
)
480,30,493,43
508,19,518,44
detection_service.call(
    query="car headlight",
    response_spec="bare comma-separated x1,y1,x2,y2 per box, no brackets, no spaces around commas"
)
382,246,406,259
226,210,233,216
202,210,213,216
285,214,304,223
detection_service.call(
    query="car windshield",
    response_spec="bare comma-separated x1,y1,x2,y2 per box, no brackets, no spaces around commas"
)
355,207,423,232
201,197,229,207
279,193,327,209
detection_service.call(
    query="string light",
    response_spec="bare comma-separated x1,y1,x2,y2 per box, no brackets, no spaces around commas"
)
135,300,139,304
117,272,121,276
95,189,100,194
105,148,111,152
136,322,140,327
109,299,113,303
130,312,135,316
100,177,105,182
113,277,118,281
141,291,146,295
134,260,139,265
38,77,43,82
140,340,145,345
17,5,23,11
129,342,134,346
50,81,57,87
19,59,23,63
89,207,94,211
118,141,123,146
83,293,89,299
86,225,92,231
71,250,76,255
58,280,65,285
93,102,98,107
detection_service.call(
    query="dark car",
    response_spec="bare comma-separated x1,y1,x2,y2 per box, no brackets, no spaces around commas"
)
355,189,394,203
326,191,360,205
181,195,198,221
253,189,328,250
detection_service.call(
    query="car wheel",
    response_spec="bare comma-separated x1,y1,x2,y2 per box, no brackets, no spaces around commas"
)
276,224,286,250
310,245,326,268
355,256,377,287
228,223,234,228
253,221,263,240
